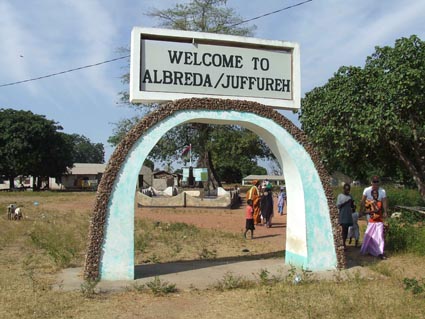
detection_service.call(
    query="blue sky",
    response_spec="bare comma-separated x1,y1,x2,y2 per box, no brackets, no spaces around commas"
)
1,0,424,163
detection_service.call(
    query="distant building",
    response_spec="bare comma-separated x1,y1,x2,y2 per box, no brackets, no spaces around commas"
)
0,163,153,191
58,163,106,190
242,174,285,186
152,170,180,190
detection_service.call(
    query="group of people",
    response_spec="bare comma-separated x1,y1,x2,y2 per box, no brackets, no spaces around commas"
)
243,175,388,259
244,179,286,239
337,175,388,260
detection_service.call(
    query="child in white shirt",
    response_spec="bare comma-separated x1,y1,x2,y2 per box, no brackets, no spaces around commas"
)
348,205,360,247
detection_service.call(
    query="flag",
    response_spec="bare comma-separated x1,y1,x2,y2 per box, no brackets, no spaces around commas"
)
182,144,192,165
181,145,191,156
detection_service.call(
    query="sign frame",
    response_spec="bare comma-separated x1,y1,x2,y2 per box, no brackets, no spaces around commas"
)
130,27,301,110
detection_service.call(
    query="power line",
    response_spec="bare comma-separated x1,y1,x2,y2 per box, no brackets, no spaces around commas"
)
228,0,314,28
0,0,313,88
0,55,130,88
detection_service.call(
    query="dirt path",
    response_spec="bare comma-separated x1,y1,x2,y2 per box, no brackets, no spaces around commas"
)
54,193,382,292
135,196,287,246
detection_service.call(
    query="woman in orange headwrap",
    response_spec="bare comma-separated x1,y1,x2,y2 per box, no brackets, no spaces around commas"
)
247,180,262,225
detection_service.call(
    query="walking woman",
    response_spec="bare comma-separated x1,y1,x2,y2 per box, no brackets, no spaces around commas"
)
360,176,388,259
336,183,354,249
247,180,262,225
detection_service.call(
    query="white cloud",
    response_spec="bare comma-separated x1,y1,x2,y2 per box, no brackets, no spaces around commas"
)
0,1,41,94
1,0,424,161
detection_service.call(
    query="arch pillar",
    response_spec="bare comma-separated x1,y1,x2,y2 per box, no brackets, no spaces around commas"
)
84,98,344,281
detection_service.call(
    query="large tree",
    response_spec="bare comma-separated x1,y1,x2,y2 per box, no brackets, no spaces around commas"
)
0,108,74,189
208,125,271,182
300,35,425,199
110,0,273,188
67,134,104,164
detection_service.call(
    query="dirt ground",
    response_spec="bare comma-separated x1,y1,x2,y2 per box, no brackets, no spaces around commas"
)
135,196,287,246
57,196,294,292
3,192,425,319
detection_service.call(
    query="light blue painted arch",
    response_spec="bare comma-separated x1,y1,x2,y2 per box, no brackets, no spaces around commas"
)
100,109,337,280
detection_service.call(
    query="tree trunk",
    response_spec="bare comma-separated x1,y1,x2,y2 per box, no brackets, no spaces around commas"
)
194,123,222,191
207,151,222,188
197,151,222,190
389,140,425,201
8,176,15,190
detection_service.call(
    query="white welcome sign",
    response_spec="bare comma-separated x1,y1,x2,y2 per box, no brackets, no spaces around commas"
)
130,27,300,109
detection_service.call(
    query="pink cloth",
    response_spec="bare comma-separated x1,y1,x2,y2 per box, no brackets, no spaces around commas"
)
361,222,385,256
245,205,253,219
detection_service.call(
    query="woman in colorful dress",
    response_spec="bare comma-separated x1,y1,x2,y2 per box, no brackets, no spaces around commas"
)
361,188,387,259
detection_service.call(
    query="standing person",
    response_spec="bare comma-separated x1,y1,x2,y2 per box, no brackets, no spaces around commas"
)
360,176,388,259
277,186,286,216
336,183,354,249
247,180,261,225
261,183,274,228
244,199,255,239
347,204,360,247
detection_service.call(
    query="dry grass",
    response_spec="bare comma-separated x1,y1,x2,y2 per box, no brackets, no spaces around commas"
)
134,219,276,264
1,192,425,319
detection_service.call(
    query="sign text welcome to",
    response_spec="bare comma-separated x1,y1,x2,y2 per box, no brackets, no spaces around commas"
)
130,28,300,109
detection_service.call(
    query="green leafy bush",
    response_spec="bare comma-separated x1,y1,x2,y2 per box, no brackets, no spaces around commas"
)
403,277,425,295
386,212,425,255
332,185,424,210
385,186,425,209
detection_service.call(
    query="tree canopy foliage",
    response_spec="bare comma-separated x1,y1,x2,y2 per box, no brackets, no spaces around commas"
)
300,35,425,199
110,0,273,187
67,134,104,164
153,124,272,183
0,108,74,189
147,0,255,35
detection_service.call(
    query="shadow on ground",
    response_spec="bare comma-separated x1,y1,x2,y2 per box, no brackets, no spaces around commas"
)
135,245,387,279
135,250,285,279
344,244,389,268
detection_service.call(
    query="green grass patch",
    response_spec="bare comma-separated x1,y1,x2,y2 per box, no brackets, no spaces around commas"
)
29,220,87,268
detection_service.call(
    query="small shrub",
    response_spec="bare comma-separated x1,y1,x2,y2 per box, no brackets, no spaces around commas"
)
213,272,254,291
285,264,297,283
80,278,99,298
146,276,177,296
258,268,270,285
132,282,146,292
198,247,217,259
300,267,314,283
144,253,160,263
403,277,425,296
283,265,313,285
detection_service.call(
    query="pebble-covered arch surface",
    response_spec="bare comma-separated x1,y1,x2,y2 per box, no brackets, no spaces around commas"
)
84,98,345,280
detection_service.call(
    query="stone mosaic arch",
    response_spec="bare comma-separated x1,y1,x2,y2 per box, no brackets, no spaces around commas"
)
84,98,345,281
